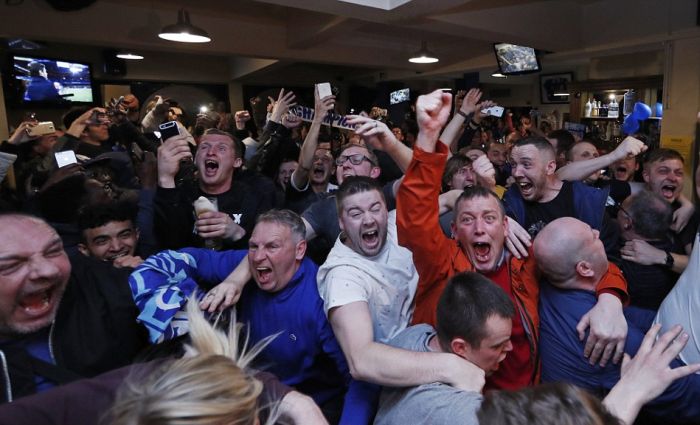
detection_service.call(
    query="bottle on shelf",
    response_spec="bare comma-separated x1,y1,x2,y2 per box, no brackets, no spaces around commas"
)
608,97,619,119
592,99,599,117
599,101,608,118
584,99,592,117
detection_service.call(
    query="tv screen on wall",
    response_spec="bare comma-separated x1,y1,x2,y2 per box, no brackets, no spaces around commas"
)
8,55,94,105
493,43,541,75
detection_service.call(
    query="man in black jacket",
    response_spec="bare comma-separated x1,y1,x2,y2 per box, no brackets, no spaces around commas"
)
154,128,273,250
0,213,148,403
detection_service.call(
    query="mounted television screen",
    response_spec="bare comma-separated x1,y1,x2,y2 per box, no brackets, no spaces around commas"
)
9,55,94,105
390,88,410,105
493,43,540,75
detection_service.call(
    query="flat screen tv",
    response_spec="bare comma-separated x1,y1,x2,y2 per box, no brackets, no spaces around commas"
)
493,43,541,75
7,55,95,106
389,88,410,105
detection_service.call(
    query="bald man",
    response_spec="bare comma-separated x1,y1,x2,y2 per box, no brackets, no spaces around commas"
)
534,217,700,423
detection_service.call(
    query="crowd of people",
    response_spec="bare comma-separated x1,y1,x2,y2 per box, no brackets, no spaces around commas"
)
0,84,699,425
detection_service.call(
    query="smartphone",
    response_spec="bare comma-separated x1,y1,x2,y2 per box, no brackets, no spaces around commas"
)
158,121,181,141
28,121,55,137
481,106,505,118
316,82,333,99
55,150,78,168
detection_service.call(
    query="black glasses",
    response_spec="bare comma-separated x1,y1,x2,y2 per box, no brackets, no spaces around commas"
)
335,154,374,166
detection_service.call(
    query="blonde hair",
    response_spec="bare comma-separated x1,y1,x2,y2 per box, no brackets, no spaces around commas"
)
106,300,276,425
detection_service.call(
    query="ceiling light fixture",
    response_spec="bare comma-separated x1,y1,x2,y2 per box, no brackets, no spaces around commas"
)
409,41,439,64
158,9,211,43
116,53,144,60
491,70,507,78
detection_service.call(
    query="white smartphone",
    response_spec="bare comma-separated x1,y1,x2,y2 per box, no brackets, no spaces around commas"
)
316,82,333,99
55,150,78,168
481,105,504,118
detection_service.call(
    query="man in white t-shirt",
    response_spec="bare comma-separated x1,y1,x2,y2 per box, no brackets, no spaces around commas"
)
316,176,486,396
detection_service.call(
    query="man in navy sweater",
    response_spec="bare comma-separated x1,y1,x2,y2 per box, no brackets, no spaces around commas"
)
534,217,700,423
129,209,373,424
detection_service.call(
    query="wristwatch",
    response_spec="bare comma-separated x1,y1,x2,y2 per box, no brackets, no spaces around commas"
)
664,251,674,268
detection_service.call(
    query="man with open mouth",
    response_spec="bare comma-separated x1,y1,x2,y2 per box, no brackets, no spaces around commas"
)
154,128,273,251
129,209,375,423
286,85,337,214
397,89,629,392
0,214,148,403
315,176,489,409
557,145,697,273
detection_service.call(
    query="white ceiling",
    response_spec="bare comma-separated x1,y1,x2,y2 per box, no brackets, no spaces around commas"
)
0,0,698,85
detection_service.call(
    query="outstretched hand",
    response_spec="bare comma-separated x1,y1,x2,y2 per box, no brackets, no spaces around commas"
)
269,89,296,124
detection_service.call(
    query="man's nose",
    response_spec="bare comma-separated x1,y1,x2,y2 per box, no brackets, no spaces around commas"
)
28,256,60,280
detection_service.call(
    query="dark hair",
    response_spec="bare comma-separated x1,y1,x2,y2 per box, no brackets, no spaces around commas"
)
442,154,472,192
478,382,622,425
28,62,46,77
201,128,244,159
255,209,306,242
36,174,88,223
335,176,385,214
62,106,91,129
624,190,672,240
436,272,514,352
77,201,138,236
454,185,506,220
547,130,576,157
514,136,556,159
644,148,684,168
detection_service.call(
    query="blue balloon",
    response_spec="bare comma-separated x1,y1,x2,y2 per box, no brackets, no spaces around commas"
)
622,114,639,135
655,102,663,118
631,101,652,120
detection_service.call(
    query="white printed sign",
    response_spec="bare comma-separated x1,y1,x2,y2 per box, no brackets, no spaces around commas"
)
290,105,357,131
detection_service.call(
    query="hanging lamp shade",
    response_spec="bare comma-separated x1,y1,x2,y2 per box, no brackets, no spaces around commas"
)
159,9,211,43
409,41,439,64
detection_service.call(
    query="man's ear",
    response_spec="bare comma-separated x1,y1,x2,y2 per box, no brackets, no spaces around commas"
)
78,243,90,257
135,228,141,242
502,214,510,240
575,260,595,278
642,167,650,183
546,158,557,175
450,337,470,358
233,157,243,169
370,166,381,179
295,239,307,260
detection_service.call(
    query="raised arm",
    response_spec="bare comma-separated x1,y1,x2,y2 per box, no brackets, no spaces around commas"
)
292,86,334,190
329,301,484,391
440,89,489,153
556,136,646,181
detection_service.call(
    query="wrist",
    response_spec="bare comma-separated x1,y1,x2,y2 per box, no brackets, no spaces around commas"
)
456,110,470,120
158,175,176,188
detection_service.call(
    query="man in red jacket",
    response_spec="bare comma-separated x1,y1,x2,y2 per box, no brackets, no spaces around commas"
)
396,89,629,390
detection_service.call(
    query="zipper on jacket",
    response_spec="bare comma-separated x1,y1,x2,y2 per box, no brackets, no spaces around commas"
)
0,350,12,402
48,321,56,363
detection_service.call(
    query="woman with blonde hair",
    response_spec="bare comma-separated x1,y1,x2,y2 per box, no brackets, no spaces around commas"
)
105,299,276,425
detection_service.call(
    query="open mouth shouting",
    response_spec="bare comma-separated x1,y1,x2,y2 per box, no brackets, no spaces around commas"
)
472,242,492,264
254,265,273,287
516,179,534,199
204,159,219,177
361,229,380,251
312,164,327,181
660,183,678,200
614,165,629,180
18,284,60,321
